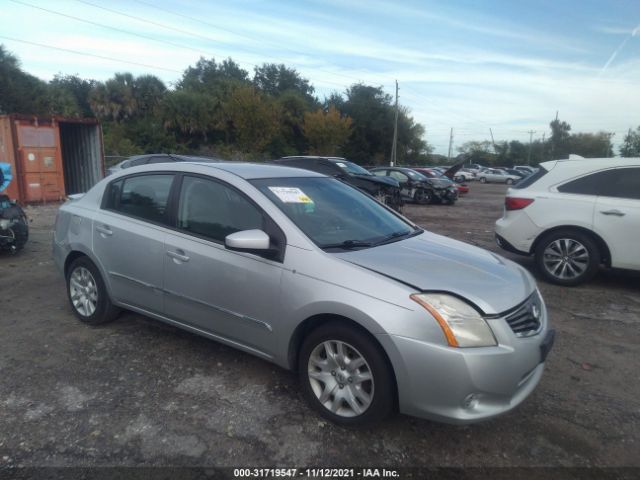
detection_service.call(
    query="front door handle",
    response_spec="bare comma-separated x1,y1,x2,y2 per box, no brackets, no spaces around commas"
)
167,249,190,263
600,209,625,217
96,224,113,236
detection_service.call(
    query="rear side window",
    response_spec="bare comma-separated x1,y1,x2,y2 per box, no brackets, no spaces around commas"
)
177,176,264,242
512,167,548,189
105,174,174,224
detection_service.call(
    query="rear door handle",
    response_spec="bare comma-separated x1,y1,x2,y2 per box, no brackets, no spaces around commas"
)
600,209,625,217
96,224,113,236
167,249,190,263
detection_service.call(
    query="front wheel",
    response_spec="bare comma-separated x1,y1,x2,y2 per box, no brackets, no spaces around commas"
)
506,178,514,185
299,322,394,425
534,231,600,286
414,188,432,204
479,177,487,183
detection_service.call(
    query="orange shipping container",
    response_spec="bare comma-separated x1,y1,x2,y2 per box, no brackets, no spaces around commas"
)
0,115,104,203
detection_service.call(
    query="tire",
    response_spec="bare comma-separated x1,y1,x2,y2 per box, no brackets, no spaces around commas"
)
506,178,514,185
66,256,120,325
479,177,487,183
455,176,464,183
534,230,601,286
298,322,394,426
414,189,432,205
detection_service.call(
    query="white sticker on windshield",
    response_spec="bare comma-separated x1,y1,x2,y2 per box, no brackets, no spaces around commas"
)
268,187,314,204
336,162,347,168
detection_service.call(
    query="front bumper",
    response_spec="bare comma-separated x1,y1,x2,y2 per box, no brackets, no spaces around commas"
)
378,309,553,424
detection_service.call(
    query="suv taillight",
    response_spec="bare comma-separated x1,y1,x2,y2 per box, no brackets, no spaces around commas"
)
505,197,534,210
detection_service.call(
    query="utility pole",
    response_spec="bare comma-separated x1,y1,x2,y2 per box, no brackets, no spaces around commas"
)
390,80,399,166
447,127,454,163
527,130,536,165
489,128,497,154
550,110,558,160
541,132,546,162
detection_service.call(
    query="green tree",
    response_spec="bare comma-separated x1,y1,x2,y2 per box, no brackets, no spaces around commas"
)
49,74,96,117
303,106,352,155
568,132,614,158
549,117,572,159
178,57,249,95
161,90,216,142
620,127,640,157
220,85,281,154
253,63,314,100
0,45,50,114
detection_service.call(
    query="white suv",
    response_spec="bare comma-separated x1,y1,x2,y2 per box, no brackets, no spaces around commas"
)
495,158,640,285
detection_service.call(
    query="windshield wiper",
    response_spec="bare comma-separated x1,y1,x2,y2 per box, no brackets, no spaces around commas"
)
320,239,373,250
373,228,423,246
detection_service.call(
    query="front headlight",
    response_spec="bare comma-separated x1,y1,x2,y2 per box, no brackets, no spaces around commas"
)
411,293,497,347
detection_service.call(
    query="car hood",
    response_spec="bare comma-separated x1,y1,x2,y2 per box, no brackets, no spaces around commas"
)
335,232,535,314
427,178,455,189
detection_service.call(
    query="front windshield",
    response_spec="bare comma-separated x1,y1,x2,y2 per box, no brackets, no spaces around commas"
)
334,160,372,176
251,177,419,249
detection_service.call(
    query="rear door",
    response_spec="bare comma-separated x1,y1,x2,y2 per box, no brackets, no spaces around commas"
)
93,173,175,313
163,174,285,356
593,167,640,270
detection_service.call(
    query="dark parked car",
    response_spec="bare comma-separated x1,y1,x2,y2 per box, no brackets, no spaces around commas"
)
106,154,223,176
272,156,403,211
370,167,458,205
413,167,470,195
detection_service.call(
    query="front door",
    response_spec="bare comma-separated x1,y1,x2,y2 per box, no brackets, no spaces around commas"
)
163,175,285,356
593,167,640,270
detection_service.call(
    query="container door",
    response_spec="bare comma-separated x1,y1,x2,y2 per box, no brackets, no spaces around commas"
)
16,123,65,202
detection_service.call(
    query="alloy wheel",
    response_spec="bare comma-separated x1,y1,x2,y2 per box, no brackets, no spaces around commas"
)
307,340,374,417
69,266,98,317
542,238,589,280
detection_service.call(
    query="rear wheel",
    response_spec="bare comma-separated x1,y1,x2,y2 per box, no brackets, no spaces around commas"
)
66,256,120,325
299,322,394,425
534,230,600,286
479,177,487,183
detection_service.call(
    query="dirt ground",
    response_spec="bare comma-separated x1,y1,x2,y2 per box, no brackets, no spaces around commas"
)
0,183,639,469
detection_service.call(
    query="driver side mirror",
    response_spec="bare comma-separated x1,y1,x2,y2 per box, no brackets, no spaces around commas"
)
225,229,270,251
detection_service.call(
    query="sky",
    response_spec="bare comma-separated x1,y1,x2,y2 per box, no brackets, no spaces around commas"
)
1,0,639,155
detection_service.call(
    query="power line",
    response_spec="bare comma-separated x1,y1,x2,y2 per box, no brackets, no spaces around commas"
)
9,0,209,57
0,35,182,73
71,0,369,90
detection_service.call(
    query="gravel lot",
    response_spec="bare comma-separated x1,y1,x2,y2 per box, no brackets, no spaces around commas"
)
1,183,639,468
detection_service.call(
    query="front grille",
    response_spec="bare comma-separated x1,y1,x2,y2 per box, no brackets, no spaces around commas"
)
505,293,543,337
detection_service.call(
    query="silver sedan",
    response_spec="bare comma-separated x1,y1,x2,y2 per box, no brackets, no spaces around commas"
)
53,162,554,425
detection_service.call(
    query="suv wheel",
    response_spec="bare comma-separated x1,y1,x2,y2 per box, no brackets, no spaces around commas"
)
299,322,394,425
534,231,600,286
67,256,120,324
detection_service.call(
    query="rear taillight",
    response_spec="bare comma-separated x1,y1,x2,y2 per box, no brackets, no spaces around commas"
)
505,197,534,210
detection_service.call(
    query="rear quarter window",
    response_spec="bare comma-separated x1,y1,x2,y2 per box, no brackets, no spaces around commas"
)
512,167,548,189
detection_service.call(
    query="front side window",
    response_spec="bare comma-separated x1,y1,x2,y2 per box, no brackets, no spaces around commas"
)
598,168,640,200
105,174,174,224
251,177,418,249
372,170,388,177
177,176,264,242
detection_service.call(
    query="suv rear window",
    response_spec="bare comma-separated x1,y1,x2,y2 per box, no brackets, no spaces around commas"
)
512,167,548,189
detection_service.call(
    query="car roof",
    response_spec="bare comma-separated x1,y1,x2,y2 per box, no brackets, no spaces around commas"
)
541,157,640,172
125,161,326,180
